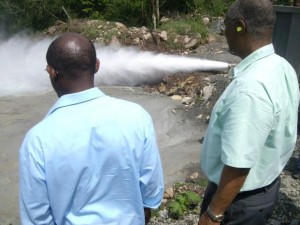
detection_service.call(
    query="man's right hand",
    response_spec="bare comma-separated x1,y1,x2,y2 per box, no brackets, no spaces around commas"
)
144,208,151,224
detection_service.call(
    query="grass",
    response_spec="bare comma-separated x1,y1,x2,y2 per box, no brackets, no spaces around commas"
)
159,15,208,38
198,177,209,187
158,14,209,50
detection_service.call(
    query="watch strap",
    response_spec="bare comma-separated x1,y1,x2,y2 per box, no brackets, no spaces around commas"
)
207,206,224,222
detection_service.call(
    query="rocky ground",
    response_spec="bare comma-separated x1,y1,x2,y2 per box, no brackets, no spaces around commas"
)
148,134,300,225
142,70,300,225
28,17,300,224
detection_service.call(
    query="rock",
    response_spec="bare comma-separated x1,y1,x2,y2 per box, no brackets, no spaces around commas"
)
54,20,65,26
202,84,214,101
141,26,148,32
206,34,217,44
143,33,152,40
202,17,210,26
184,36,191,44
171,109,178,114
95,37,104,42
182,97,192,105
161,198,168,204
209,17,224,34
159,31,168,41
109,36,121,48
206,115,210,123
186,172,199,183
87,20,99,26
167,86,179,95
115,22,127,30
160,17,170,23
158,84,166,93
164,187,174,199
171,95,183,101
195,33,202,40
159,209,169,219
196,114,203,120
132,38,140,45
151,31,160,46
184,39,199,49
47,26,57,35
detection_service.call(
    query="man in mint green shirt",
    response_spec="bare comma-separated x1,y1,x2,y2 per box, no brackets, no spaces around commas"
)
198,0,299,224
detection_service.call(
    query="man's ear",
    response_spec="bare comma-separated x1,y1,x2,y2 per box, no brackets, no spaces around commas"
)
236,19,246,34
95,58,100,73
46,65,59,79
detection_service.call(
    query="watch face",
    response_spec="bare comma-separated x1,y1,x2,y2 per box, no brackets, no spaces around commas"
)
216,215,224,222
207,207,224,222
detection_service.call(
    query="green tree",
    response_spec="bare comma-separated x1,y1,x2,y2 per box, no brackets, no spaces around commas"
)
0,0,71,33
0,0,237,34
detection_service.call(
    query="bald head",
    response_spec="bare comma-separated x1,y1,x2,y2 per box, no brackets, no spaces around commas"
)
46,33,97,77
226,0,275,40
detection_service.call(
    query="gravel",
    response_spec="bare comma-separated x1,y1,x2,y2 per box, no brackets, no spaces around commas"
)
149,137,300,225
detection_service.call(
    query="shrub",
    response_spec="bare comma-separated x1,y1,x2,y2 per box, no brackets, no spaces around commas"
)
167,190,201,219
0,0,236,34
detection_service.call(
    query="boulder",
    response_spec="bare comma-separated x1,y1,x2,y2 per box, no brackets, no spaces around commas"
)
202,17,210,26
159,31,168,41
184,39,198,49
115,22,127,30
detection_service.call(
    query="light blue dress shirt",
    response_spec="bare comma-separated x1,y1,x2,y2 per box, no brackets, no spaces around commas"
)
200,44,299,191
19,87,164,225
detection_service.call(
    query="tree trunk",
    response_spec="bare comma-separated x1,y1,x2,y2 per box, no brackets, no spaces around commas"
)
156,0,160,23
150,0,160,30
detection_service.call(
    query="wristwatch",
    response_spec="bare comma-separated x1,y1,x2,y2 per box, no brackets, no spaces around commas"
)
207,206,224,222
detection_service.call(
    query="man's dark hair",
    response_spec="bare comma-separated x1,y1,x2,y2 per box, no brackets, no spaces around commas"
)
46,33,97,77
226,0,276,39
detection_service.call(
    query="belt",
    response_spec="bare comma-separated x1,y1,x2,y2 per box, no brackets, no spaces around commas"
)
236,177,280,198
211,176,280,198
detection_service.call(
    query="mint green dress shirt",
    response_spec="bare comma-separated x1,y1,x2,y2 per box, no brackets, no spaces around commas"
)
200,44,299,191
19,88,164,225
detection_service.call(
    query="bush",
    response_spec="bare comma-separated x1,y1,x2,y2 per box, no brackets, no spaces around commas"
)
167,191,201,219
192,0,235,16
274,0,293,5
0,0,236,34
160,16,207,35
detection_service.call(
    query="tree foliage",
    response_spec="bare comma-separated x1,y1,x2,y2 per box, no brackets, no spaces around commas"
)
0,0,236,34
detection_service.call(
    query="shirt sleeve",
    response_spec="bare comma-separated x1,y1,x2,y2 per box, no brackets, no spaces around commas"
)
19,132,55,225
219,88,273,168
139,113,164,209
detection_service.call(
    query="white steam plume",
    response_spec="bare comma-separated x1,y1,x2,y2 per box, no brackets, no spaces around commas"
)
0,34,229,96
97,46,229,85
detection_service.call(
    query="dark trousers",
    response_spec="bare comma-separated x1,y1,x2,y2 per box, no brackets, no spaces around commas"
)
200,177,280,225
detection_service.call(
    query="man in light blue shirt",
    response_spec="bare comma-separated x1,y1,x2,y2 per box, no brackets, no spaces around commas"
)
19,33,164,225
198,0,299,224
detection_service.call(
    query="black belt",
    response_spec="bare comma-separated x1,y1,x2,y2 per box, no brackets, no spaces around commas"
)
211,176,280,199
238,177,279,198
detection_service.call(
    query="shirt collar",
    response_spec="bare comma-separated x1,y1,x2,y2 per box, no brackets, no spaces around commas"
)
46,87,105,117
230,44,275,79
